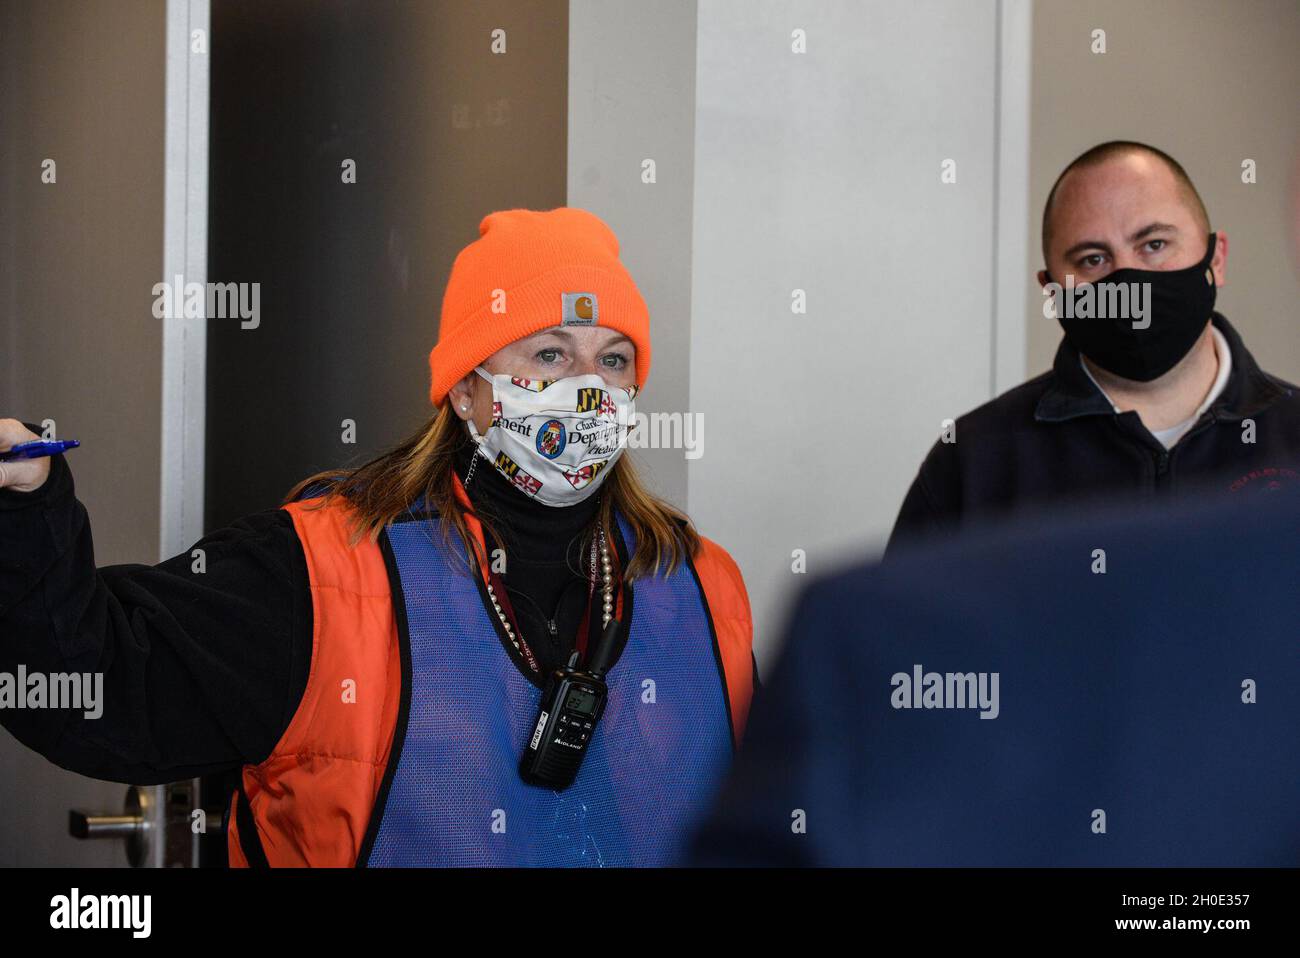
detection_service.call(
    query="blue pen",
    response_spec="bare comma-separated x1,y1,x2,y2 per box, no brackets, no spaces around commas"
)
0,439,80,461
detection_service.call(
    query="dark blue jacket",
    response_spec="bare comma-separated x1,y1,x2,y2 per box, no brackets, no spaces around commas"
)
690,489,1300,866
889,314,1300,554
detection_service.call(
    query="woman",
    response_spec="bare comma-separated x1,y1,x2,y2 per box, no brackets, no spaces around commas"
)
0,207,755,867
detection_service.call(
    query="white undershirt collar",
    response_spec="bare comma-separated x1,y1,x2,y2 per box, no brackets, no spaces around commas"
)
1080,325,1231,449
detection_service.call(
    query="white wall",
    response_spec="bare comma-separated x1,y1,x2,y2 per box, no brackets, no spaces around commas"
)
687,0,1023,668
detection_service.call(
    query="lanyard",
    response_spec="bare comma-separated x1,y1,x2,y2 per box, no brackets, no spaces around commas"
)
484,528,614,674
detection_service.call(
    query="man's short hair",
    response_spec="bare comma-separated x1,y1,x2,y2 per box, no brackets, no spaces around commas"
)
1041,140,1211,261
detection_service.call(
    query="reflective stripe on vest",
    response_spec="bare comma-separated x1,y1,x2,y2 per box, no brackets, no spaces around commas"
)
361,511,734,867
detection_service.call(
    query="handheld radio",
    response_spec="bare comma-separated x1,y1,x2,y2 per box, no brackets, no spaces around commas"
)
519,618,620,790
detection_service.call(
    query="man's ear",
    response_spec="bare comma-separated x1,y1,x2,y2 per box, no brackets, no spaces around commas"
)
1036,268,1050,289
446,371,477,420
1209,230,1228,286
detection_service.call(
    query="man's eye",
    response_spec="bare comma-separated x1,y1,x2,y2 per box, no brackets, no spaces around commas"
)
1145,239,1166,253
536,349,561,363
601,353,629,368
1078,254,1104,270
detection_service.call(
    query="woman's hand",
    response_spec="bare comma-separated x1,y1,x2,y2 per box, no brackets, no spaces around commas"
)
0,419,51,493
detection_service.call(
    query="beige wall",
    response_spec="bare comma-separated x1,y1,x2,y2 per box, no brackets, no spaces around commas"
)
0,0,167,866
1026,0,1300,382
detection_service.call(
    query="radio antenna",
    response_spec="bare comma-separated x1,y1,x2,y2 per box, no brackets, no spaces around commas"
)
586,618,621,678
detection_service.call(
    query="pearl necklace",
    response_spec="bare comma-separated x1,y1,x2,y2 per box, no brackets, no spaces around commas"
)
485,516,614,668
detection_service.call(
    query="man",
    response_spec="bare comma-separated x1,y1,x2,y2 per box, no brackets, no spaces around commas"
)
690,488,1300,866
888,141,1300,551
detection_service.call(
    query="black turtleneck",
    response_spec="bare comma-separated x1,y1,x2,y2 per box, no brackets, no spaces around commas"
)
452,428,613,675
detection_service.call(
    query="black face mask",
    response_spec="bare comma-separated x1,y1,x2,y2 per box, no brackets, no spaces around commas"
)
1046,232,1218,382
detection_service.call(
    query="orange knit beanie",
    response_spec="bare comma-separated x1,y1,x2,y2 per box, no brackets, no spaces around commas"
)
428,207,652,406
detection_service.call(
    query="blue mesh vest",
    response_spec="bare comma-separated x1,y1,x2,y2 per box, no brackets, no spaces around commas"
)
361,511,735,866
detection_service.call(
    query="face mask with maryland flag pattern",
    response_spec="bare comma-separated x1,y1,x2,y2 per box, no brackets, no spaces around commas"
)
465,365,637,506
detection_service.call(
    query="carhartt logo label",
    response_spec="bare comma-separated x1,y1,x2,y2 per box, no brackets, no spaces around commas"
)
561,292,597,326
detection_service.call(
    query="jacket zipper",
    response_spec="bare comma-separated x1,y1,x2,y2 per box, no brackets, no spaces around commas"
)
1153,411,1218,494
1153,447,1171,491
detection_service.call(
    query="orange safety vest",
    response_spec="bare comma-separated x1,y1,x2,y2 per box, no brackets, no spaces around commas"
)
228,485,754,867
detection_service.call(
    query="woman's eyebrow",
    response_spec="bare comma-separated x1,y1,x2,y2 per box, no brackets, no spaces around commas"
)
530,329,633,347
530,328,573,343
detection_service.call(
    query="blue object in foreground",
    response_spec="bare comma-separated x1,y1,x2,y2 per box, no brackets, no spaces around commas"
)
689,488,1300,866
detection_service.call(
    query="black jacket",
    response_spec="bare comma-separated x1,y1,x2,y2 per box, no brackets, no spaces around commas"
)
888,313,1300,552
0,442,311,784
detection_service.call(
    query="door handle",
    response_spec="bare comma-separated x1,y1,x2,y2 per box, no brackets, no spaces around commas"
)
69,785,152,867
68,780,221,867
